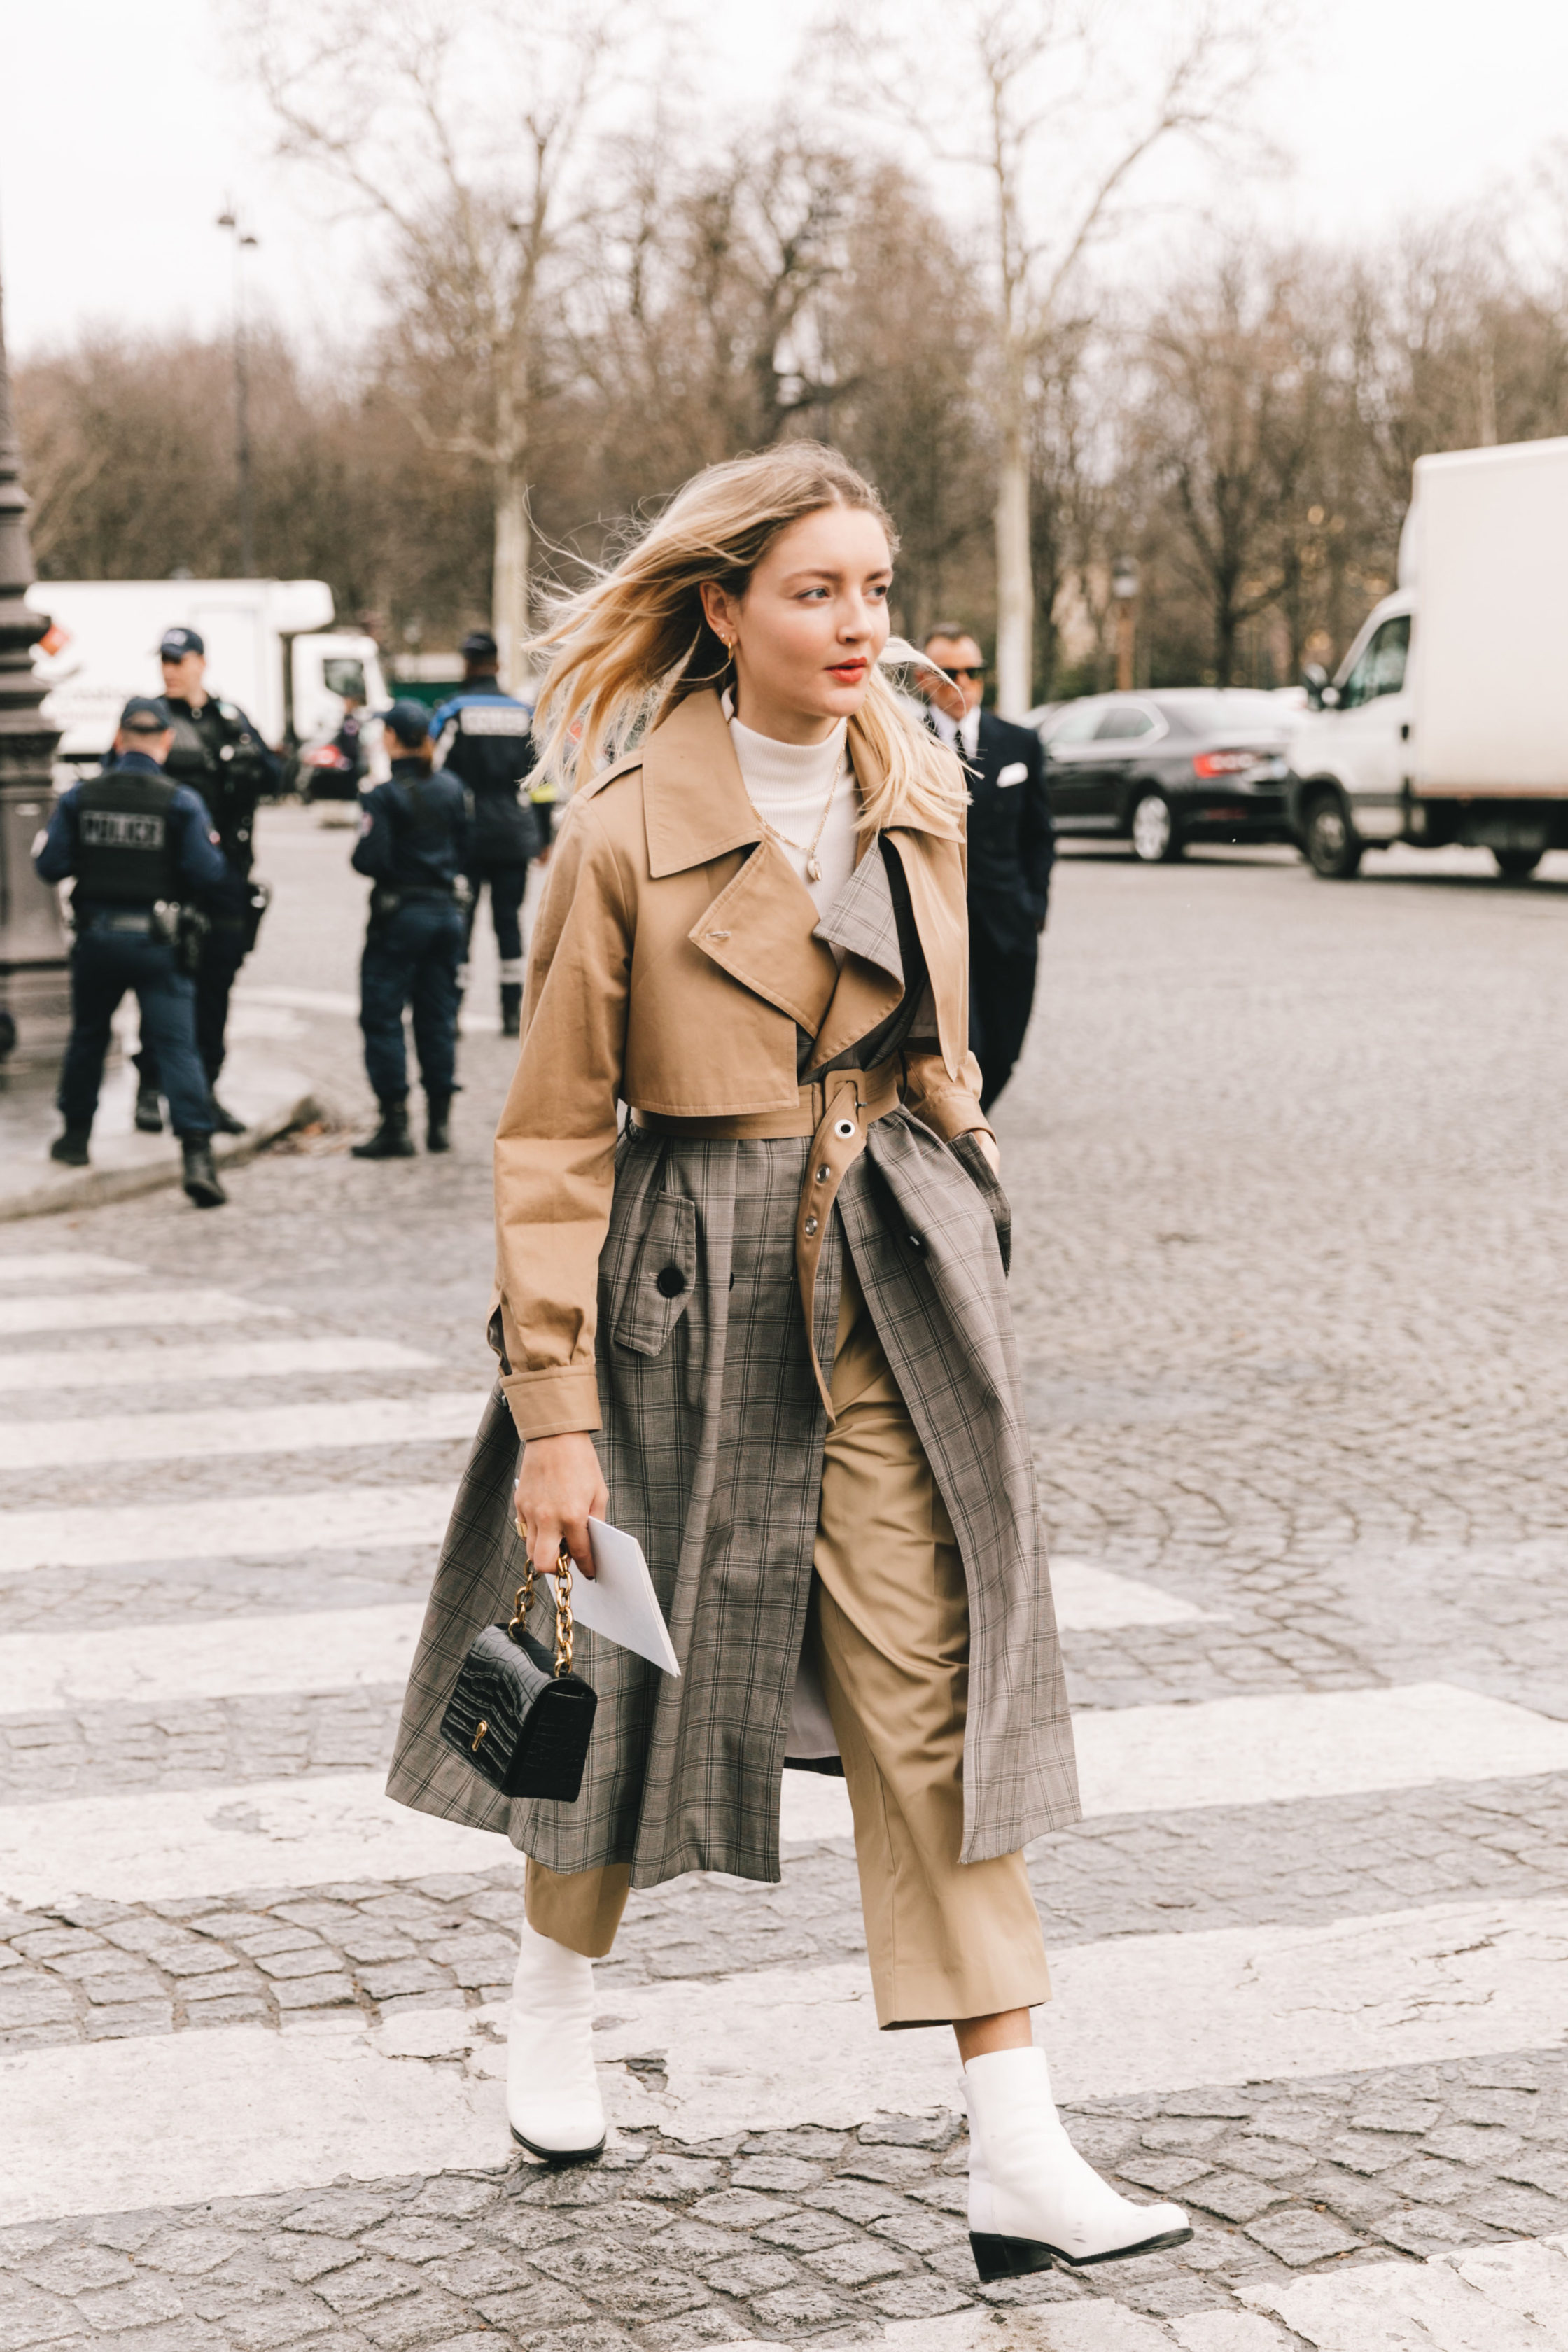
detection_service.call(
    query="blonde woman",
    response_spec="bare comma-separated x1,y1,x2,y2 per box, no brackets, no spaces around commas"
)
388,444,1189,2283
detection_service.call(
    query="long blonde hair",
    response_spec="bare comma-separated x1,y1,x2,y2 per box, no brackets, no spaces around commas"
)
528,443,965,834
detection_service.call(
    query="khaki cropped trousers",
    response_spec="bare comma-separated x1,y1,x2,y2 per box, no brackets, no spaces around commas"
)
527,1259,1052,2029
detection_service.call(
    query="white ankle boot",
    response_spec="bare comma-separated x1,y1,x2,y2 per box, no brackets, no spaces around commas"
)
964,2046,1191,2280
507,1919,606,2162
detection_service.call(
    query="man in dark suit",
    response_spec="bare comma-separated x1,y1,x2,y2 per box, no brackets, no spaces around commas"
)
921,626,1055,1112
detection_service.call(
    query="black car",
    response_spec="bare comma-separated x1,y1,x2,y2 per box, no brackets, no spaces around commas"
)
1032,690,1293,862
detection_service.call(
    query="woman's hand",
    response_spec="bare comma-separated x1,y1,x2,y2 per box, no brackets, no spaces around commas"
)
515,1432,608,1580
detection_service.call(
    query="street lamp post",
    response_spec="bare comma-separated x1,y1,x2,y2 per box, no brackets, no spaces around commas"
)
217,207,260,576
0,265,66,1068
1111,554,1141,694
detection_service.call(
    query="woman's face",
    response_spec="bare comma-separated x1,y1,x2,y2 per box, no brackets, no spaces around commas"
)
703,504,893,744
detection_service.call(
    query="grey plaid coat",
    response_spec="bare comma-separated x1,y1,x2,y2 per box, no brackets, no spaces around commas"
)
386,694,1079,1884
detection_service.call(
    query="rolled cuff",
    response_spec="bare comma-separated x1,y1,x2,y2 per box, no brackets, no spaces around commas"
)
500,1364,603,1441
920,1090,993,1142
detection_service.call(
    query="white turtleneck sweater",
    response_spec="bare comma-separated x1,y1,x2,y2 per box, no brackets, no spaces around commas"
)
728,708,859,920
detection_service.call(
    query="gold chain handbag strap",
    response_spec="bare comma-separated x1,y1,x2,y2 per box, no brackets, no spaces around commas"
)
509,1528,576,1676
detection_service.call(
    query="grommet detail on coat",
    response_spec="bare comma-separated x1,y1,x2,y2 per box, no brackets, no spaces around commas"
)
804,1215,819,1237
833,1117,855,1138
655,1265,687,1297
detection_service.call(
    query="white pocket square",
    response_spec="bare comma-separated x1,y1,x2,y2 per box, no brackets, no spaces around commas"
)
997,761,1028,787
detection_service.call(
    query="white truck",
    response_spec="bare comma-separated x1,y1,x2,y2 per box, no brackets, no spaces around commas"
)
24,577,389,779
1288,435,1568,880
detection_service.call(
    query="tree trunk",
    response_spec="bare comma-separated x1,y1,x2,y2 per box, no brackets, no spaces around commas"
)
995,413,1033,718
492,460,531,694
1215,597,1238,687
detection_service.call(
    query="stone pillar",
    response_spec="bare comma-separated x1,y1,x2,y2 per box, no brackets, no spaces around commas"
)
0,269,66,1068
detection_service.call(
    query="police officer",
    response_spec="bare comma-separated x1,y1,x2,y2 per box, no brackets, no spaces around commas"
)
133,624,281,1135
430,628,547,1037
34,696,235,1208
351,702,470,1158
920,624,1055,1112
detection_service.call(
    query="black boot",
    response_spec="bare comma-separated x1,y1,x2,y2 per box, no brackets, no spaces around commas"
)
208,1096,246,1136
352,1099,416,1159
181,1138,227,1208
426,1094,452,1153
500,983,522,1038
134,1082,163,1134
50,1126,91,1167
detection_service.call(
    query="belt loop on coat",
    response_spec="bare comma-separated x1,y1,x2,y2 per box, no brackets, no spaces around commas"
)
794,1061,899,1421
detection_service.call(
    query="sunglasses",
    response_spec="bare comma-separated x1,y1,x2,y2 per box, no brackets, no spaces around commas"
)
949,666,986,680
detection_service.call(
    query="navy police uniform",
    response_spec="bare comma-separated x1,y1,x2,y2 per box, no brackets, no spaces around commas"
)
136,624,281,1119
34,699,236,1203
946,706,1055,1112
430,631,542,1035
351,703,471,1157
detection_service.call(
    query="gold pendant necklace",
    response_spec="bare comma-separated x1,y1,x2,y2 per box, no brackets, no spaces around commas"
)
755,761,843,883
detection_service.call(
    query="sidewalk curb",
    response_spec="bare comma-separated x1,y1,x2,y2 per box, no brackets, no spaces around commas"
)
0,1091,325,1223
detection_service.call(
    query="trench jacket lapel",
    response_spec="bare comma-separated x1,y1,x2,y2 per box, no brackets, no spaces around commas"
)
644,692,841,1035
884,822,969,1078
642,689,967,1072
809,841,904,1072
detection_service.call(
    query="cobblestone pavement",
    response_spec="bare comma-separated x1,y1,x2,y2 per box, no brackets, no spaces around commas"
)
4,827,1568,2349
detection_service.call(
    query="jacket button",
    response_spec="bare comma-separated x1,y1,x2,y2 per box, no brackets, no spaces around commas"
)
655,1266,687,1298
816,1164,830,1183
804,1215,819,1238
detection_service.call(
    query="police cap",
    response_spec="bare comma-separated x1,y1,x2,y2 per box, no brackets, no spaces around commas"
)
460,629,499,666
159,625,205,659
120,695,173,735
382,699,433,748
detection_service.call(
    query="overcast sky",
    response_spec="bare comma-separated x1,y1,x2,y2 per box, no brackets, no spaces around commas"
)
3,0,1565,358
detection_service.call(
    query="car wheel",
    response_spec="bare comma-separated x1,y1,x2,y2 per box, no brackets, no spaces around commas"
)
1303,790,1362,878
1130,791,1181,863
1493,847,1544,880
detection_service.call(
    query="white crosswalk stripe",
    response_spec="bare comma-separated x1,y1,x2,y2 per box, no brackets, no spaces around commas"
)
0,1388,491,1470
0,2019,502,2230
0,1334,438,1393
585,1898,1568,2130
0,1575,1220,1711
0,1252,145,1283
0,1481,454,1571
0,1286,289,1337
0,1772,499,1909
0,1604,426,1711
4,1680,1567,1903
784,1682,1568,1838
2,1247,1564,2350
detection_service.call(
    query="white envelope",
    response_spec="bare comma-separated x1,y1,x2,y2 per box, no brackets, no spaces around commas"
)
564,1518,681,1675
997,760,1029,787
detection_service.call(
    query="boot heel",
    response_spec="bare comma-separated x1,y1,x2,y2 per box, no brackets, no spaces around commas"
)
509,2122,606,2165
969,2231,1056,2283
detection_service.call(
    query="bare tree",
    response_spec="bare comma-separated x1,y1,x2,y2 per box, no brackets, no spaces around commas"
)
1137,248,1336,682
236,0,650,684
828,0,1283,713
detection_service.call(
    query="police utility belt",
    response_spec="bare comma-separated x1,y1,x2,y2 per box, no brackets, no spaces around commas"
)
74,900,209,972
369,880,466,919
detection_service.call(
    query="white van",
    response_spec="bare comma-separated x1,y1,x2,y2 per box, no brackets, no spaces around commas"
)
26,578,388,777
1287,435,1568,879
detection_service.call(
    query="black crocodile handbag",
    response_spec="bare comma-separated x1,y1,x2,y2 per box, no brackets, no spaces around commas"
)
439,1542,596,1802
